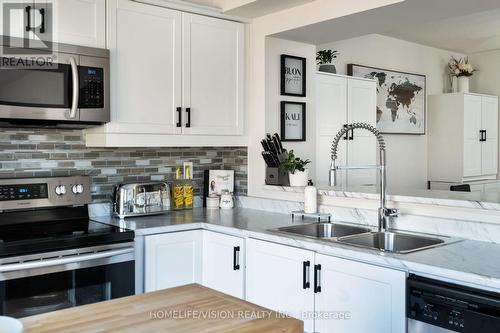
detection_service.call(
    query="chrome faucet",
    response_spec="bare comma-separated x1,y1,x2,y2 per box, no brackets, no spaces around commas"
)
329,123,398,232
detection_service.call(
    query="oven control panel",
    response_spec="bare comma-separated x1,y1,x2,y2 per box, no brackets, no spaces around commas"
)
0,176,91,210
78,66,104,109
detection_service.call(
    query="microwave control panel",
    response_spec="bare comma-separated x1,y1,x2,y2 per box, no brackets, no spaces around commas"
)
78,66,104,109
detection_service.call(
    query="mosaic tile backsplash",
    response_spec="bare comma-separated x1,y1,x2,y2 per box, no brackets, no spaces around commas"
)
0,127,248,201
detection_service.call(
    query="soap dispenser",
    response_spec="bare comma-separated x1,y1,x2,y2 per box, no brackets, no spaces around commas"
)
304,180,317,214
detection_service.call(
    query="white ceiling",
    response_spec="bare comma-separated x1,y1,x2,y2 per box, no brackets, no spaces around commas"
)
381,8,500,54
222,0,315,19
181,0,220,8
273,0,500,47
180,0,315,18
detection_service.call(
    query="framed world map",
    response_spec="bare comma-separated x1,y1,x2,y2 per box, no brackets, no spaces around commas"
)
348,64,426,135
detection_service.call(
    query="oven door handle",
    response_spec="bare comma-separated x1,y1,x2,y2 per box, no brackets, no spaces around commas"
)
68,56,79,119
0,247,133,273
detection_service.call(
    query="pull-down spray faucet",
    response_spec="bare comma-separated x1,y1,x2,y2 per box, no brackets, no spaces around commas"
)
329,123,398,231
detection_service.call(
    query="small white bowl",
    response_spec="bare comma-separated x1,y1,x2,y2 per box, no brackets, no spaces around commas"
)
0,316,23,333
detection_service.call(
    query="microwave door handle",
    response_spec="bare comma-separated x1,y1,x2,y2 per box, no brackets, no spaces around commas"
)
68,57,79,119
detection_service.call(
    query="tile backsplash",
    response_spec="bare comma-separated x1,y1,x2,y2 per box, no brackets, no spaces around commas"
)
0,127,247,201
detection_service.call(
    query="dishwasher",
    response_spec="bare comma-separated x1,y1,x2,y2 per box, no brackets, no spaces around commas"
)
407,275,500,333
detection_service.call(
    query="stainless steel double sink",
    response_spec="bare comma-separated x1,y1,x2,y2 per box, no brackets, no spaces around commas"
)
272,222,455,254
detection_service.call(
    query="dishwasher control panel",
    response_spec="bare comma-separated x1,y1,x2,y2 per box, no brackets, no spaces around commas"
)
408,275,500,333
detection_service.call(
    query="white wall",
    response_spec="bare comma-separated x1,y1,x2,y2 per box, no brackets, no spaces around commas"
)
469,50,500,179
317,34,465,191
265,37,316,179
246,0,406,200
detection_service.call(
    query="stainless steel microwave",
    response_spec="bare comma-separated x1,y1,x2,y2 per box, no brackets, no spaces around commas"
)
0,36,109,125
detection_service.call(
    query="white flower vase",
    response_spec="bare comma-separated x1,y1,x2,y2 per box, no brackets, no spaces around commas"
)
458,76,470,93
289,169,309,187
451,76,458,93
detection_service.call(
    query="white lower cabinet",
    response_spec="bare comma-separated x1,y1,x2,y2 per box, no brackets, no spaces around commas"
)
314,254,406,333
144,232,407,332
245,238,406,333
246,238,316,332
144,230,203,292
144,230,245,297
202,231,245,298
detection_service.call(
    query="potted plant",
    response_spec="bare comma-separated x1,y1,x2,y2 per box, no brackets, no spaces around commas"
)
448,57,477,93
316,49,339,74
280,150,311,187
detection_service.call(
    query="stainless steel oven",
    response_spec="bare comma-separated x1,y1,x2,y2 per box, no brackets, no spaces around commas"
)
0,243,134,318
0,36,109,125
0,176,135,318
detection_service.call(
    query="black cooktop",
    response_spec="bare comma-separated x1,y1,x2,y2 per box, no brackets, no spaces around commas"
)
0,206,134,258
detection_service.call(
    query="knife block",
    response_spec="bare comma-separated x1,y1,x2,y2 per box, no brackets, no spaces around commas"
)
265,167,290,186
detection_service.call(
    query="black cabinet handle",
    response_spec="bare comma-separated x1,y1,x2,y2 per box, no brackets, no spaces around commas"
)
39,8,45,33
176,107,182,127
302,261,311,289
480,130,487,142
314,264,322,293
25,6,32,32
349,128,354,140
484,130,487,141
343,124,348,140
186,107,191,128
233,246,240,271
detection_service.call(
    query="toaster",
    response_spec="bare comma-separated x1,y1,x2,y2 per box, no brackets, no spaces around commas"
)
113,182,171,218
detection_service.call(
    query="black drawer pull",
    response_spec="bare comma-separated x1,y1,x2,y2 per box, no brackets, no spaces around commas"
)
303,261,311,289
186,107,191,128
176,107,182,127
39,8,45,33
314,264,322,293
233,246,240,271
25,6,32,32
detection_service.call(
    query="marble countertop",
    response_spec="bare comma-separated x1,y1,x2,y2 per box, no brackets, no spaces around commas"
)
264,185,500,211
93,208,500,293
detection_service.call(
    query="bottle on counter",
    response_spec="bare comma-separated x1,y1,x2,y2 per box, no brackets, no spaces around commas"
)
304,179,317,214
183,164,194,210
172,167,185,211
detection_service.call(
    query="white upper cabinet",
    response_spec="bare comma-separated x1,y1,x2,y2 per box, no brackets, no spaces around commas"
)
429,93,499,183
108,0,182,135
182,13,244,135
0,0,105,48
314,254,406,333
315,73,377,187
46,0,106,48
202,231,244,299
85,1,246,146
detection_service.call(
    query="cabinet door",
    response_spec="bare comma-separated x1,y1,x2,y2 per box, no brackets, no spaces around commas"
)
315,254,406,333
144,230,203,292
37,0,105,48
481,96,498,176
182,13,244,135
202,231,244,298
246,238,315,332
315,74,348,186
108,0,182,134
463,94,482,177
347,78,377,187
0,0,35,40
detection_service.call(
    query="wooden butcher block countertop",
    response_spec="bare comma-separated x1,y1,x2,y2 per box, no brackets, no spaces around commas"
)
21,284,303,333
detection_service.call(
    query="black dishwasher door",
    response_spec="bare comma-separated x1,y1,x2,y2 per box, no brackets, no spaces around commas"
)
408,275,500,333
